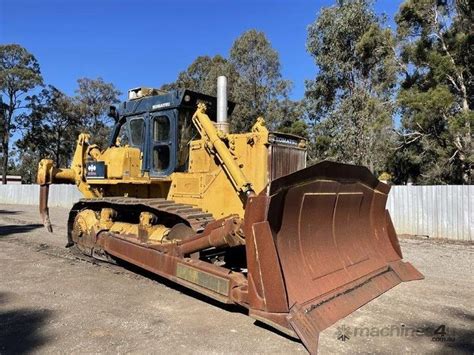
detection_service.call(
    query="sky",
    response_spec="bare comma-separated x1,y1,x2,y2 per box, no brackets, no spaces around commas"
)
1,0,403,102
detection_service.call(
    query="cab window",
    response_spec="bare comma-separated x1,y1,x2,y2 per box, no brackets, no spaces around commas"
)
153,116,171,173
153,146,170,171
129,118,145,146
116,123,130,146
153,116,170,142
177,110,196,171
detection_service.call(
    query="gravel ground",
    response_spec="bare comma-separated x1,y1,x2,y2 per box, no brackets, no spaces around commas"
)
0,204,473,354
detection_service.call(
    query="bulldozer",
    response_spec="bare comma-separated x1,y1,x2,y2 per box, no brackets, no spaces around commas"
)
37,76,423,353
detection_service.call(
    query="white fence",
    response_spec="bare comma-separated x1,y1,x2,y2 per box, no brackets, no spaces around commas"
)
0,184,472,242
0,184,82,208
387,185,473,242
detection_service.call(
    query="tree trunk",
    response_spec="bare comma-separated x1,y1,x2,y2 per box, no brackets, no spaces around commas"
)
2,102,14,185
55,128,61,167
1,136,8,185
459,82,471,184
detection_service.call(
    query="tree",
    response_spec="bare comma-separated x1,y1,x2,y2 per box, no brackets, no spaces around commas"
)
0,44,43,184
393,0,473,184
0,97,7,142
269,99,309,138
230,30,292,132
161,55,239,99
10,147,38,184
75,77,121,147
162,33,302,135
304,0,398,173
16,86,82,179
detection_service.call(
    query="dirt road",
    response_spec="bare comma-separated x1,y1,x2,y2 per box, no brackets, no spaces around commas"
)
0,204,473,354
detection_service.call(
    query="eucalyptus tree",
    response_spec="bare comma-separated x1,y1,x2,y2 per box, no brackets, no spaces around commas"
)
393,0,473,184
305,0,398,173
230,30,294,132
75,77,121,146
0,44,43,183
16,85,82,177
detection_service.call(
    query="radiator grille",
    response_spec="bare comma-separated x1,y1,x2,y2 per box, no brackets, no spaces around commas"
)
269,144,306,181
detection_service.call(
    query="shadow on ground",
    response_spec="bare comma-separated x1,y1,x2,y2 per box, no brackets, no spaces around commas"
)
406,313,474,354
0,292,52,354
0,210,20,215
114,258,247,315
112,257,303,345
440,307,474,354
0,224,42,237
254,320,300,342
65,247,303,347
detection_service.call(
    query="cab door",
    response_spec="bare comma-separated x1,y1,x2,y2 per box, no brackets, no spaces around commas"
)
149,110,177,177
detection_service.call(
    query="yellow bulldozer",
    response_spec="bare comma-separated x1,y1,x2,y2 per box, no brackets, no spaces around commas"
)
37,76,423,353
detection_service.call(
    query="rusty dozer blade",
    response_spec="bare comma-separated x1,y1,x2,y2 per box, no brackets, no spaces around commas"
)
39,184,53,233
261,161,423,353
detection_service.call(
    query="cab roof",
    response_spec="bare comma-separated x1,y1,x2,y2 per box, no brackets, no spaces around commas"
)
117,89,236,120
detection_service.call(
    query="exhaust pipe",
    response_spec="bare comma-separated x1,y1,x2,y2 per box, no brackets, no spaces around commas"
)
216,76,229,134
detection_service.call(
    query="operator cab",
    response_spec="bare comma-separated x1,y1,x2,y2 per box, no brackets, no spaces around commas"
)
109,88,235,177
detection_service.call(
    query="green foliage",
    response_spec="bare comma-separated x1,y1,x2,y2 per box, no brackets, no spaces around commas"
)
394,87,457,183
162,30,305,135
0,98,6,139
75,77,121,146
161,55,238,99
0,44,43,99
10,148,38,184
4,3,471,186
393,0,473,184
278,119,309,139
271,99,308,139
229,30,293,132
305,0,398,173
13,78,120,181
0,44,43,183
16,86,82,171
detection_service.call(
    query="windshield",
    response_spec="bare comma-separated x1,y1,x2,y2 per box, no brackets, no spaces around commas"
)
116,122,130,146
129,118,145,146
113,117,144,147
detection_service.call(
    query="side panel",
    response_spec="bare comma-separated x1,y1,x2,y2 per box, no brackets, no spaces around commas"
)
169,131,270,219
268,144,306,181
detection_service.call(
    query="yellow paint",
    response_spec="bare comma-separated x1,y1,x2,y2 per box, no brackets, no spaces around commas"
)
168,118,270,218
109,215,170,243
192,102,253,195
39,105,284,220
38,134,98,198
100,146,141,179
99,208,116,229
74,209,99,234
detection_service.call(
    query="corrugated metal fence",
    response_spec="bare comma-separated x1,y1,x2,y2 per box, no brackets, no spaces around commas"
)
0,184,472,241
387,185,473,242
0,184,82,208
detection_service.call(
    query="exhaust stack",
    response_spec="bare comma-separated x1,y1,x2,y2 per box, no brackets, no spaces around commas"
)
216,76,229,134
